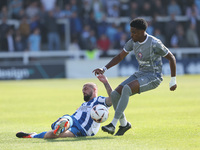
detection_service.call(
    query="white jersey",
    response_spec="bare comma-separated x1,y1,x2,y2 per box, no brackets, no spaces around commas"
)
72,96,109,136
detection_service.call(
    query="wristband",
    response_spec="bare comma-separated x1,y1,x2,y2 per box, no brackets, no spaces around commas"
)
169,77,176,88
102,66,107,72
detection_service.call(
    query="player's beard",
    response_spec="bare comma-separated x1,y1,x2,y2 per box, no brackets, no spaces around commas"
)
84,92,92,102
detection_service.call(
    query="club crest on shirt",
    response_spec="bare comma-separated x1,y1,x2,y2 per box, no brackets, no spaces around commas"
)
138,52,143,59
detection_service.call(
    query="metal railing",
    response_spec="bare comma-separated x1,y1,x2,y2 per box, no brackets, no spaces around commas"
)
0,48,199,64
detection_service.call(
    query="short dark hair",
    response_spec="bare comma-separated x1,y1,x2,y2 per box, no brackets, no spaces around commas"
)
130,18,148,30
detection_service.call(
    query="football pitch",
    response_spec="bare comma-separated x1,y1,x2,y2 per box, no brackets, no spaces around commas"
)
0,75,200,150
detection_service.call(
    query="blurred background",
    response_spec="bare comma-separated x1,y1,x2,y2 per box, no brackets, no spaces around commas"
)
0,0,200,80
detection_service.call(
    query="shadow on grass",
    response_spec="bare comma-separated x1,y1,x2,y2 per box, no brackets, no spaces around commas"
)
43,136,114,143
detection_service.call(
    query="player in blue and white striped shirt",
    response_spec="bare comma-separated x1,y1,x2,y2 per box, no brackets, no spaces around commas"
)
16,74,112,139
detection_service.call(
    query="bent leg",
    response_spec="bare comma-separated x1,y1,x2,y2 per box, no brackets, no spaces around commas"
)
112,76,139,126
110,88,122,112
113,72,161,123
45,116,76,139
44,130,75,139
59,130,75,137
44,130,58,139
111,87,126,125
112,80,139,126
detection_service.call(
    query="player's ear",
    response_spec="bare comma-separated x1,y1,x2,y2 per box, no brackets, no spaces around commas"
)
94,87,98,94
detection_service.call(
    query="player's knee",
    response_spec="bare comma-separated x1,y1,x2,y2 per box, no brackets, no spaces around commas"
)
44,131,56,139
122,85,132,96
110,90,120,102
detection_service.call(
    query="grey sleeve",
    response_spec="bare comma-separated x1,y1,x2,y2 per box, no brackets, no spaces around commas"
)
154,40,169,57
123,39,133,52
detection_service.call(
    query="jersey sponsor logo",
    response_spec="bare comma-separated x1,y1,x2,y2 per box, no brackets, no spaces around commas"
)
138,52,143,59
77,106,92,112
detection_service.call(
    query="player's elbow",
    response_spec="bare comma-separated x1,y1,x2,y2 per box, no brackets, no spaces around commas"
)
166,52,176,63
105,97,112,107
171,53,176,61
170,53,176,64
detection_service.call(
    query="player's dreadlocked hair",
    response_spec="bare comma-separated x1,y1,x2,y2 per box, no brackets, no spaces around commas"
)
130,18,148,31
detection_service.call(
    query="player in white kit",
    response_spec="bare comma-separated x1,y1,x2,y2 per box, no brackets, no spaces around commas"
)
93,18,177,136
16,74,112,138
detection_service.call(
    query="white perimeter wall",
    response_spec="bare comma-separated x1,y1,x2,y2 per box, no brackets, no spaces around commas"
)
65,58,118,78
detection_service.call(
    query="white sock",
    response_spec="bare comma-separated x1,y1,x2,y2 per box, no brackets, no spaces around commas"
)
119,117,127,127
111,118,118,127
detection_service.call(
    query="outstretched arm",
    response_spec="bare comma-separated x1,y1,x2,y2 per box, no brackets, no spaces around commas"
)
97,74,112,106
93,50,128,75
97,74,112,96
164,51,177,91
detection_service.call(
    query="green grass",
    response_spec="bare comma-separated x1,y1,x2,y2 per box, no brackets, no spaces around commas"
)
0,75,200,150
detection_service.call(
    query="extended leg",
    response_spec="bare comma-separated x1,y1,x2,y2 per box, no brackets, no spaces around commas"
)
111,87,127,126
16,118,72,139
102,80,139,135
114,80,139,121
